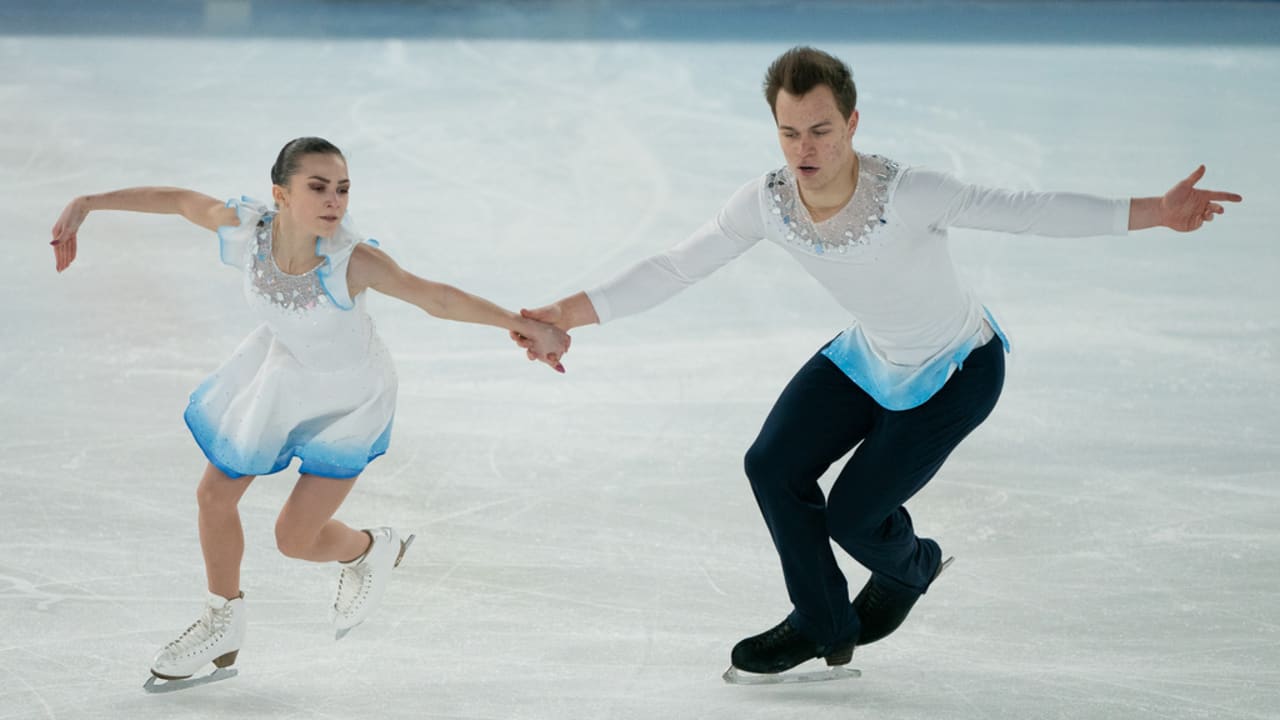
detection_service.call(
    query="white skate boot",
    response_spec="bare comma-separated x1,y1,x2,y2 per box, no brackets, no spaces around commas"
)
144,592,245,693
331,527,414,639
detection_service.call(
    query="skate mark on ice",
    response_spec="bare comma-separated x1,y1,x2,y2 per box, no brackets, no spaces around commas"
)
12,671,56,720
1025,662,1277,720
924,642,1278,720
454,575,641,614
381,442,422,485
0,573,67,610
350,81,552,218
487,436,509,487
696,557,728,596
339,553,453,679
421,495,525,528
452,39,673,276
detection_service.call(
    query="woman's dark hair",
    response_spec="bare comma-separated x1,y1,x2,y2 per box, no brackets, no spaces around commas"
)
270,136,344,186
763,46,857,119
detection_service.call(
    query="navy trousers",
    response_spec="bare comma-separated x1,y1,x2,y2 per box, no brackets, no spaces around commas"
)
744,335,1005,648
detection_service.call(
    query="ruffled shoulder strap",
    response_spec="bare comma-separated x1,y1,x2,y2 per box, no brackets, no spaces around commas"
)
315,214,380,311
215,196,271,268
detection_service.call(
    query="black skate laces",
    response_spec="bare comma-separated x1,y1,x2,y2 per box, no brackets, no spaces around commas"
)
759,621,797,647
860,581,892,612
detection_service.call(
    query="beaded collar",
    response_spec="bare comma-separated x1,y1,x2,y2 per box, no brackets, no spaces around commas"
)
765,153,900,257
249,216,329,313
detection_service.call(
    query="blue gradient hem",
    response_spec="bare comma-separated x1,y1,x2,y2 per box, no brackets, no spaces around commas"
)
822,307,1010,411
184,401,393,480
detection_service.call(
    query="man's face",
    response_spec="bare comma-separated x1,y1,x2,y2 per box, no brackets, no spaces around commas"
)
774,85,858,197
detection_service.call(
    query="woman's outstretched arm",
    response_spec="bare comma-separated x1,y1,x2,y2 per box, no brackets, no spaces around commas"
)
50,187,237,272
349,244,571,373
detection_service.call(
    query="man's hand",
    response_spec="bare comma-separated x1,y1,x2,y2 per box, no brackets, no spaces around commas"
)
1157,165,1242,232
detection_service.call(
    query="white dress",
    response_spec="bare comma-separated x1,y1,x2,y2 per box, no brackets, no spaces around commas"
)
183,197,397,479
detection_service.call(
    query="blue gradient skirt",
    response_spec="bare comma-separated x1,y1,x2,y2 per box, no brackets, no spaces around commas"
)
184,324,397,479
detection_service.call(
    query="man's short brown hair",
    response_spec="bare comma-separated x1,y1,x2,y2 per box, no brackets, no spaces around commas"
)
763,46,857,119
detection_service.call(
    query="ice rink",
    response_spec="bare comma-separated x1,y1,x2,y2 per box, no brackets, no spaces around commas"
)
2,1,1278,718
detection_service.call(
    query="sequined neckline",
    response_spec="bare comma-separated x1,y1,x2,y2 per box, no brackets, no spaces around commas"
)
765,153,900,257
250,217,330,314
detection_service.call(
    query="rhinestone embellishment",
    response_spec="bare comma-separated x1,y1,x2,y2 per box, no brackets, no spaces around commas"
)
249,218,327,313
766,154,899,256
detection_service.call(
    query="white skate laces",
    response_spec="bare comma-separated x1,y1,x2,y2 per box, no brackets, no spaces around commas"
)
150,593,246,681
331,527,414,639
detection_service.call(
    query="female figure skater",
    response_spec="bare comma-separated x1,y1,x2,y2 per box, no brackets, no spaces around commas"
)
50,137,570,689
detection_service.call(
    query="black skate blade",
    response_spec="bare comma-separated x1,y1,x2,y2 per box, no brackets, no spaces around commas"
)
722,664,861,686
143,667,237,694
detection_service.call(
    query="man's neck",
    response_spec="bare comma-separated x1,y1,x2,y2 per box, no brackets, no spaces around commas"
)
800,152,859,222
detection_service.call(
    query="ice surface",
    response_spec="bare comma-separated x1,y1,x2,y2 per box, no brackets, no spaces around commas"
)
2,2,1277,719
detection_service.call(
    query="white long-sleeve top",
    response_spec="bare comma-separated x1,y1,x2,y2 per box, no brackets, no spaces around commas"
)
585,153,1130,410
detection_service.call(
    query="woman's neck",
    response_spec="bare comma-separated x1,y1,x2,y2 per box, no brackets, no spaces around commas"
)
271,212,320,273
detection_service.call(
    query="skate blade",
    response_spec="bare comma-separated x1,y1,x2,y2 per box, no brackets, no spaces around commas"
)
143,667,238,694
395,534,415,567
936,555,955,580
722,665,861,686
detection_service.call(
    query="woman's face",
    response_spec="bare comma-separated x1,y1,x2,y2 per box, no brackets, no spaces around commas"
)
274,152,350,237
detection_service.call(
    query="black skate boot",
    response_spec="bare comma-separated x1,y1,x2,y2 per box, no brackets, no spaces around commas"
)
853,556,953,646
731,618,852,674
723,618,860,685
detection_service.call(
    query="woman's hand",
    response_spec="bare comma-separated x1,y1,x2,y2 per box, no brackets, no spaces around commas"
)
510,303,561,367
515,317,571,373
50,196,90,272
509,295,597,369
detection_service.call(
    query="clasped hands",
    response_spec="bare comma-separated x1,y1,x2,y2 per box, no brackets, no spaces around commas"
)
511,304,570,374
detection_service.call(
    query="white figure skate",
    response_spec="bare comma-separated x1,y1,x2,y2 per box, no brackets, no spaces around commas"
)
144,592,245,693
331,527,414,639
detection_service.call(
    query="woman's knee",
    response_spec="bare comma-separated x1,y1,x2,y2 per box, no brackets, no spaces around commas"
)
196,470,247,513
274,517,317,559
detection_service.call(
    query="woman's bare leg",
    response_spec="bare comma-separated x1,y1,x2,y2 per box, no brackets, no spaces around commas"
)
195,463,256,599
274,474,370,563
